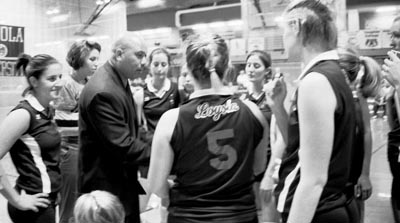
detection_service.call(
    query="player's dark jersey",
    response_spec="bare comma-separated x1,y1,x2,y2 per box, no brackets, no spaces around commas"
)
386,93,400,180
169,93,263,223
275,60,356,219
388,94,400,144
240,91,272,125
239,91,272,182
143,82,180,133
9,95,62,194
349,92,365,185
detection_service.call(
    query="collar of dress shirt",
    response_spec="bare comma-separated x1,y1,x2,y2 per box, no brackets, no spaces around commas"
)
147,78,171,98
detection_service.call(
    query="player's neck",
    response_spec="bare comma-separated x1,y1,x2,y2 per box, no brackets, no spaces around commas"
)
250,81,263,96
151,77,166,91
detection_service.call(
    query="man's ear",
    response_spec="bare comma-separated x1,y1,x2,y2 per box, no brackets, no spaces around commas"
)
28,76,39,88
115,48,124,61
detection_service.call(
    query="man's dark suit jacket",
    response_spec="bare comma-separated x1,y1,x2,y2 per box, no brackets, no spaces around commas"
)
78,61,149,221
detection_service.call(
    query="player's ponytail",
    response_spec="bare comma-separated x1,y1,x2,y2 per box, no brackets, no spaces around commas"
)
186,34,229,89
338,48,382,98
358,56,381,98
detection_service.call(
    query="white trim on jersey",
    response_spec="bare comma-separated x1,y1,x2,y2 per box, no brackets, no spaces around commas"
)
189,87,233,100
277,163,300,212
147,78,171,98
297,50,339,81
20,134,51,193
25,94,45,112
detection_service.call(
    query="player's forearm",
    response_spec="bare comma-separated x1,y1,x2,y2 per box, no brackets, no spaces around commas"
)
270,104,289,144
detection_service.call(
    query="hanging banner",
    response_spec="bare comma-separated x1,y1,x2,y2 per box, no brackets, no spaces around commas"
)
0,24,24,76
0,59,20,76
356,30,391,49
0,25,24,58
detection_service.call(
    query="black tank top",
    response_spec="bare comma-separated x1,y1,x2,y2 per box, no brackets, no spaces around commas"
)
241,91,272,125
275,60,356,217
169,94,263,222
143,82,180,133
388,94,400,145
9,99,61,194
348,92,365,185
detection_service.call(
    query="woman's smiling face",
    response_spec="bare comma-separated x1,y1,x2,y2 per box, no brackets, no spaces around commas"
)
35,63,63,106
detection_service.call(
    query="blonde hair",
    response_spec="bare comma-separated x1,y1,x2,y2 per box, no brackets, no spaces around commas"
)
74,190,125,223
185,34,229,88
337,48,382,98
359,56,382,98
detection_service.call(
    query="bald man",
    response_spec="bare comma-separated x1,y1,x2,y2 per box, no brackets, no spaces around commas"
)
78,35,150,223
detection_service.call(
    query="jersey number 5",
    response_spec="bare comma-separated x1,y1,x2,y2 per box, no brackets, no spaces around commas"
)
207,129,237,170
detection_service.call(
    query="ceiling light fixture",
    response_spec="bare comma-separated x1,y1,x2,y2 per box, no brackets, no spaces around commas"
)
376,6,397,13
46,7,60,15
227,20,243,27
191,23,208,30
96,0,111,5
137,0,163,8
134,27,172,37
208,21,225,28
49,13,70,23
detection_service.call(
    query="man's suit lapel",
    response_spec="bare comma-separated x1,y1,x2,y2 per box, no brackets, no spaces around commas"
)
125,83,137,134
104,62,137,135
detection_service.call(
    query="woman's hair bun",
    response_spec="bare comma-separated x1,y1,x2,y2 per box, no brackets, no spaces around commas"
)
15,53,32,74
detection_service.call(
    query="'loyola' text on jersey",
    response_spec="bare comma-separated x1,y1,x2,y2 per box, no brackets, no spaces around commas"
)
194,99,240,121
